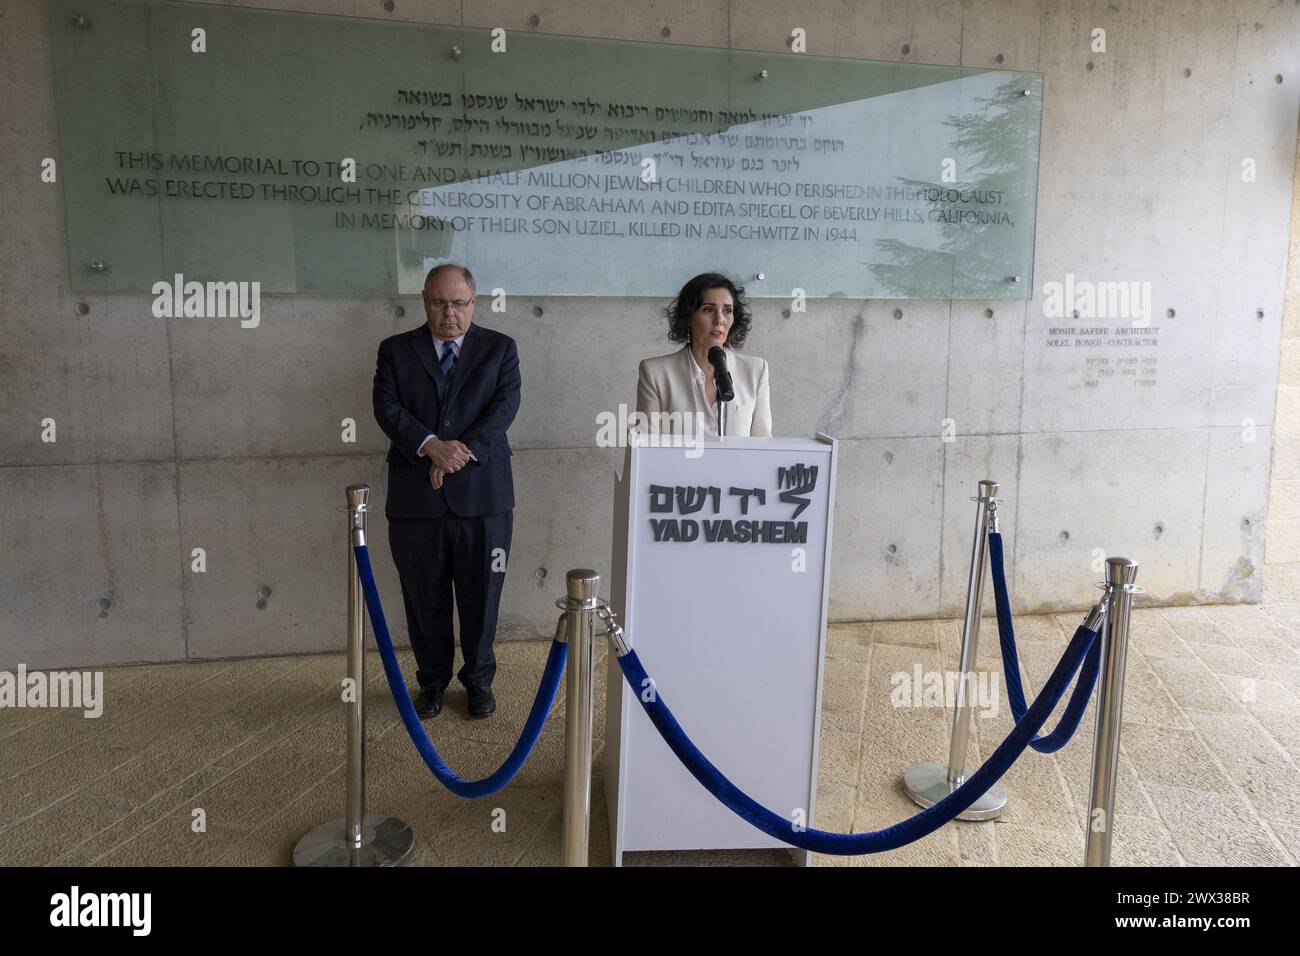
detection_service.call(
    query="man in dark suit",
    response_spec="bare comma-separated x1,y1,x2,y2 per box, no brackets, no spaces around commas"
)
373,263,520,719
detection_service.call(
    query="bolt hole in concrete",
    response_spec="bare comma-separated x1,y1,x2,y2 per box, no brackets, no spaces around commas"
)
1059,530,1070,543
901,44,910,55
1242,518,1252,531
662,27,671,38
893,308,903,319
1086,61,1094,71
394,305,405,318
995,53,1005,64
781,308,791,319
984,307,994,318
529,13,540,27
75,302,90,316
1257,308,1265,319
887,544,897,554
96,597,111,619
382,0,394,12
1154,523,1164,538
1276,74,1284,84
532,305,543,317
1167,308,1176,318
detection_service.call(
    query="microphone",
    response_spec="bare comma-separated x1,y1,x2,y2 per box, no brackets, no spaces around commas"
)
707,346,735,402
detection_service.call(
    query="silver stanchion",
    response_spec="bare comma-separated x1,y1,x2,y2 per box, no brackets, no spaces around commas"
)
1085,557,1139,866
558,569,599,867
903,479,1008,820
293,484,415,867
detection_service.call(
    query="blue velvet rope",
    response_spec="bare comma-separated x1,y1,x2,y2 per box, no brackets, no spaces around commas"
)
987,531,1100,754
616,621,1097,855
353,543,567,799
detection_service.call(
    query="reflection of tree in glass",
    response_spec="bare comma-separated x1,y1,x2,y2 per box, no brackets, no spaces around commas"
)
866,76,1040,299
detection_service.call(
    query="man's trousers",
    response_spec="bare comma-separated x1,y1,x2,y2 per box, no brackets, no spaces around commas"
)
387,510,512,691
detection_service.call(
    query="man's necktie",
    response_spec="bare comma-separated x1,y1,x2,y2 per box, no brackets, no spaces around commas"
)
440,342,458,377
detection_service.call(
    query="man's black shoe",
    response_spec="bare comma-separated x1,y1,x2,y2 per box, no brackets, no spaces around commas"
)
467,685,496,719
413,686,444,718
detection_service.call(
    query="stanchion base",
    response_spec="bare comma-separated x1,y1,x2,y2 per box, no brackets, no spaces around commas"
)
293,815,415,867
902,763,1006,821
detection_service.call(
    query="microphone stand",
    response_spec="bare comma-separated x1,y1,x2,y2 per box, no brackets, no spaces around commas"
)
706,347,731,439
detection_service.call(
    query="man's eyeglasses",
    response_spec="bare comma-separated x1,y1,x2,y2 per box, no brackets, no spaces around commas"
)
427,298,474,312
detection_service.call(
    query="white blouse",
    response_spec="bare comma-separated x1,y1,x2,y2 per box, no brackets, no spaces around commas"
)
688,353,721,439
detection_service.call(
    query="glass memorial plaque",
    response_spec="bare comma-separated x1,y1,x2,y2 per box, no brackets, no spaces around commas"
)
49,0,1042,297
456,30,733,297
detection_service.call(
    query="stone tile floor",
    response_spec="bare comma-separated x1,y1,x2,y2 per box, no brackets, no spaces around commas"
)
1,604,1297,867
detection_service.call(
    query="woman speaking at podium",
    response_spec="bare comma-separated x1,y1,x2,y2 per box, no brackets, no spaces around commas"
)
635,272,773,438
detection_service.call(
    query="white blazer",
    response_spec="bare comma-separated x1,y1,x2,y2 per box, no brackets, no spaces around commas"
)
636,346,773,437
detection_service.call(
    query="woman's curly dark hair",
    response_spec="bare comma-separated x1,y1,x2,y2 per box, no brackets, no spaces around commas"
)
665,272,753,349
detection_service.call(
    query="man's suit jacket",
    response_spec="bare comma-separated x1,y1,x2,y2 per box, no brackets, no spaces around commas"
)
373,322,520,519
635,346,772,437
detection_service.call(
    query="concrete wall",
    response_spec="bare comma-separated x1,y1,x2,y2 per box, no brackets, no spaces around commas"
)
1265,107,1300,601
3,0,1298,669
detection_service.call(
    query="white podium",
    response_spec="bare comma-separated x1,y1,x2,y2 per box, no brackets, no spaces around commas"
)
603,434,839,866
